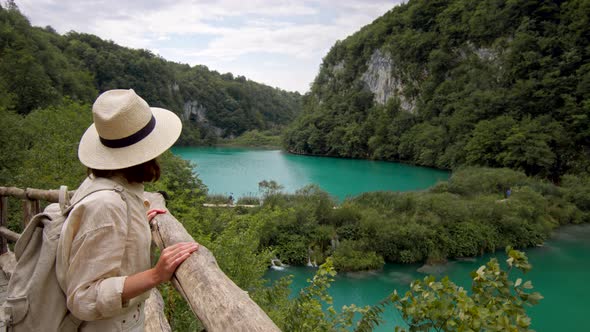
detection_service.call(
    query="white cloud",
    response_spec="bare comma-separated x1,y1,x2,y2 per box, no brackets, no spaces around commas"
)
192,24,341,59
16,0,402,93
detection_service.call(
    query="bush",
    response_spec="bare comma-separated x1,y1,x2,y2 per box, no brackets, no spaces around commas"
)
447,167,529,196
206,194,232,204
332,240,384,272
237,196,261,205
276,235,309,265
391,248,542,332
562,174,590,212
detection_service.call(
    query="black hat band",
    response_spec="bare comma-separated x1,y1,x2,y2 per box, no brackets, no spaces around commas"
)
99,115,156,148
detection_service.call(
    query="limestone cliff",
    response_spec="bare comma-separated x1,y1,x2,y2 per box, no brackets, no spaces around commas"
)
360,49,416,113
183,100,224,137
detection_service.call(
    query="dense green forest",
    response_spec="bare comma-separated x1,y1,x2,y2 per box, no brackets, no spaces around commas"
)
284,0,590,180
0,3,301,144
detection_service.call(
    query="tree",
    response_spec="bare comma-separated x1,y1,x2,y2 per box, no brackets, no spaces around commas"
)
465,116,517,167
0,108,27,184
398,123,447,167
258,180,284,197
499,117,556,176
16,98,91,189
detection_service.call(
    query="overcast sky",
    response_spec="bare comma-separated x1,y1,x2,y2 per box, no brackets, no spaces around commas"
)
16,0,402,93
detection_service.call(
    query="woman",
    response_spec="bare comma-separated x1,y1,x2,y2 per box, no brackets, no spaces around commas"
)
56,89,198,331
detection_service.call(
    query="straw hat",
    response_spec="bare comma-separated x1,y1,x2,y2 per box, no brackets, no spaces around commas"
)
78,89,182,170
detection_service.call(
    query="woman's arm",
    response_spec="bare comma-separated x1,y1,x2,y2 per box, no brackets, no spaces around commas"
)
122,242,199,302
63,201,130,321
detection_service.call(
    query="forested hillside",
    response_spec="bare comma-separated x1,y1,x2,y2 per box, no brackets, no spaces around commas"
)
0,3,301,144
284,0,590,180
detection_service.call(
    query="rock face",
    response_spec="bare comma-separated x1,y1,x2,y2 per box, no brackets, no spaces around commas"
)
459,42,499,62
332,60,345,74
183,100,224,136
474,47,496,61
361,49,415,112
183,100,206,121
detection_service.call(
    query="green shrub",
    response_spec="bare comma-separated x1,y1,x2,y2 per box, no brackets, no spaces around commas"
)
276,235,309,265
206,194,232,204
562,174,590,212
237,196,261,205
332,240,384,271
447,167,529,196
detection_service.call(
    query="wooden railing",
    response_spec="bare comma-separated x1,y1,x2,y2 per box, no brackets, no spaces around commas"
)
0,187,69,253
0,186,280,332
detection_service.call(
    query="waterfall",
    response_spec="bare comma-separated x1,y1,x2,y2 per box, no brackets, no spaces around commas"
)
330,235,340,250
270,258,285,270
306,248,318,267
306,257,318,267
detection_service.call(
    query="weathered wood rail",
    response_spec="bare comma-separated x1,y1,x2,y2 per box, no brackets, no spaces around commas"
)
0,186,280,332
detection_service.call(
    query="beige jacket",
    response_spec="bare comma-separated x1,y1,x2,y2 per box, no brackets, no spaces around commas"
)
56,176,152,331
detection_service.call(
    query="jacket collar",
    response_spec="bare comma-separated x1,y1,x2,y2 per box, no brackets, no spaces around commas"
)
84,175,145,199
110,175,145,199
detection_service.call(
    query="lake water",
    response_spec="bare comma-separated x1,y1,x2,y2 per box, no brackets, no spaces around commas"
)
266,224,590,331
172,147,449,200
173,147,590,331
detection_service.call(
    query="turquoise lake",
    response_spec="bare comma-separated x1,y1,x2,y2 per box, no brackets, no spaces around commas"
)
173,146,590,331
172,147,449,200
266,224,590,331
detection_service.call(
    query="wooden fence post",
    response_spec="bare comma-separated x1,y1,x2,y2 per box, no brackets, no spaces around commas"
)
0,197,7,255
33,200,40,214
22,189,42,227
22,200,35,227
145,289,172,332
145,192,281,332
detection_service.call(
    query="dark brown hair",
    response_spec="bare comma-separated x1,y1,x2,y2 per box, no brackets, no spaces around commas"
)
88,159,161,183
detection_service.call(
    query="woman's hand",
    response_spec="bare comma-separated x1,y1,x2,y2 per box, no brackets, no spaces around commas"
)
147,208,167,226
122,211,199,302
122,242,199,303
153,242,199,283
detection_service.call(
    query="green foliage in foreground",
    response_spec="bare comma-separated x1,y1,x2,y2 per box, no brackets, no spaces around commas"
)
253,248,541,332
258,258,385,332
390,248,542,332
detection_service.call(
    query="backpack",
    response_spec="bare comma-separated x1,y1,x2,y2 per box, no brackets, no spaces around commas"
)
1,182,127,332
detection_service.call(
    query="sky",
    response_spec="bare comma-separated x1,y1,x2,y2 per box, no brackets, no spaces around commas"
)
16,0,402,93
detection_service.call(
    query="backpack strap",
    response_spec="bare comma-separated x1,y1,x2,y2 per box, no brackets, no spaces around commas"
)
63,182,126,216
58,185,70,214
